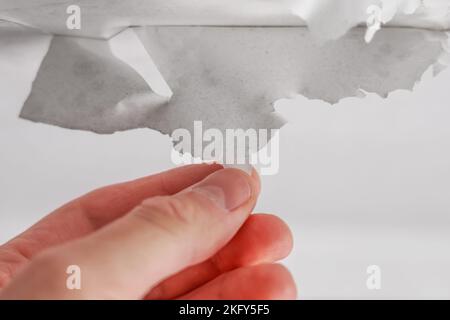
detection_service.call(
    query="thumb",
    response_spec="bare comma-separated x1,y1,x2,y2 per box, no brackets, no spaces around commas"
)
0,168,260,300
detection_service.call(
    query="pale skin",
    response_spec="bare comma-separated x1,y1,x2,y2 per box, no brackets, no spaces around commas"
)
0,164,296,300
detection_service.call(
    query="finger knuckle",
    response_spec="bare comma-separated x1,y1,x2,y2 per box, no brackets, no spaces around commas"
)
140,196,192,222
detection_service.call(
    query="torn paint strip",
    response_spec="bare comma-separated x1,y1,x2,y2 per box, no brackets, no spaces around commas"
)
18,27,448,143
1,1,449,162
109,28,173,100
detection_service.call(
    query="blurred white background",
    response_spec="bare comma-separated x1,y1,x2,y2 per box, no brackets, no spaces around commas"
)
1,36,450,299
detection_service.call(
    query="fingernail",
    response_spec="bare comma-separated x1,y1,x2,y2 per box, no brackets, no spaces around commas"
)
192,169,252,211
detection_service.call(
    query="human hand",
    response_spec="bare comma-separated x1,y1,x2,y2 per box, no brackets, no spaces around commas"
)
0,164,295,300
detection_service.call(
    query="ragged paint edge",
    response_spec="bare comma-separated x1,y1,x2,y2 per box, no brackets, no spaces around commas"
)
276,30,450,109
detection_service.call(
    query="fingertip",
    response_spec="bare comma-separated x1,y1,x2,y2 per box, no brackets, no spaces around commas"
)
269,264,297,300
180,263,297,300
252,214,294,259
228,214,293,266
223,166,261,201
189,167,260,213
250,167,261,196
245,264,297,300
